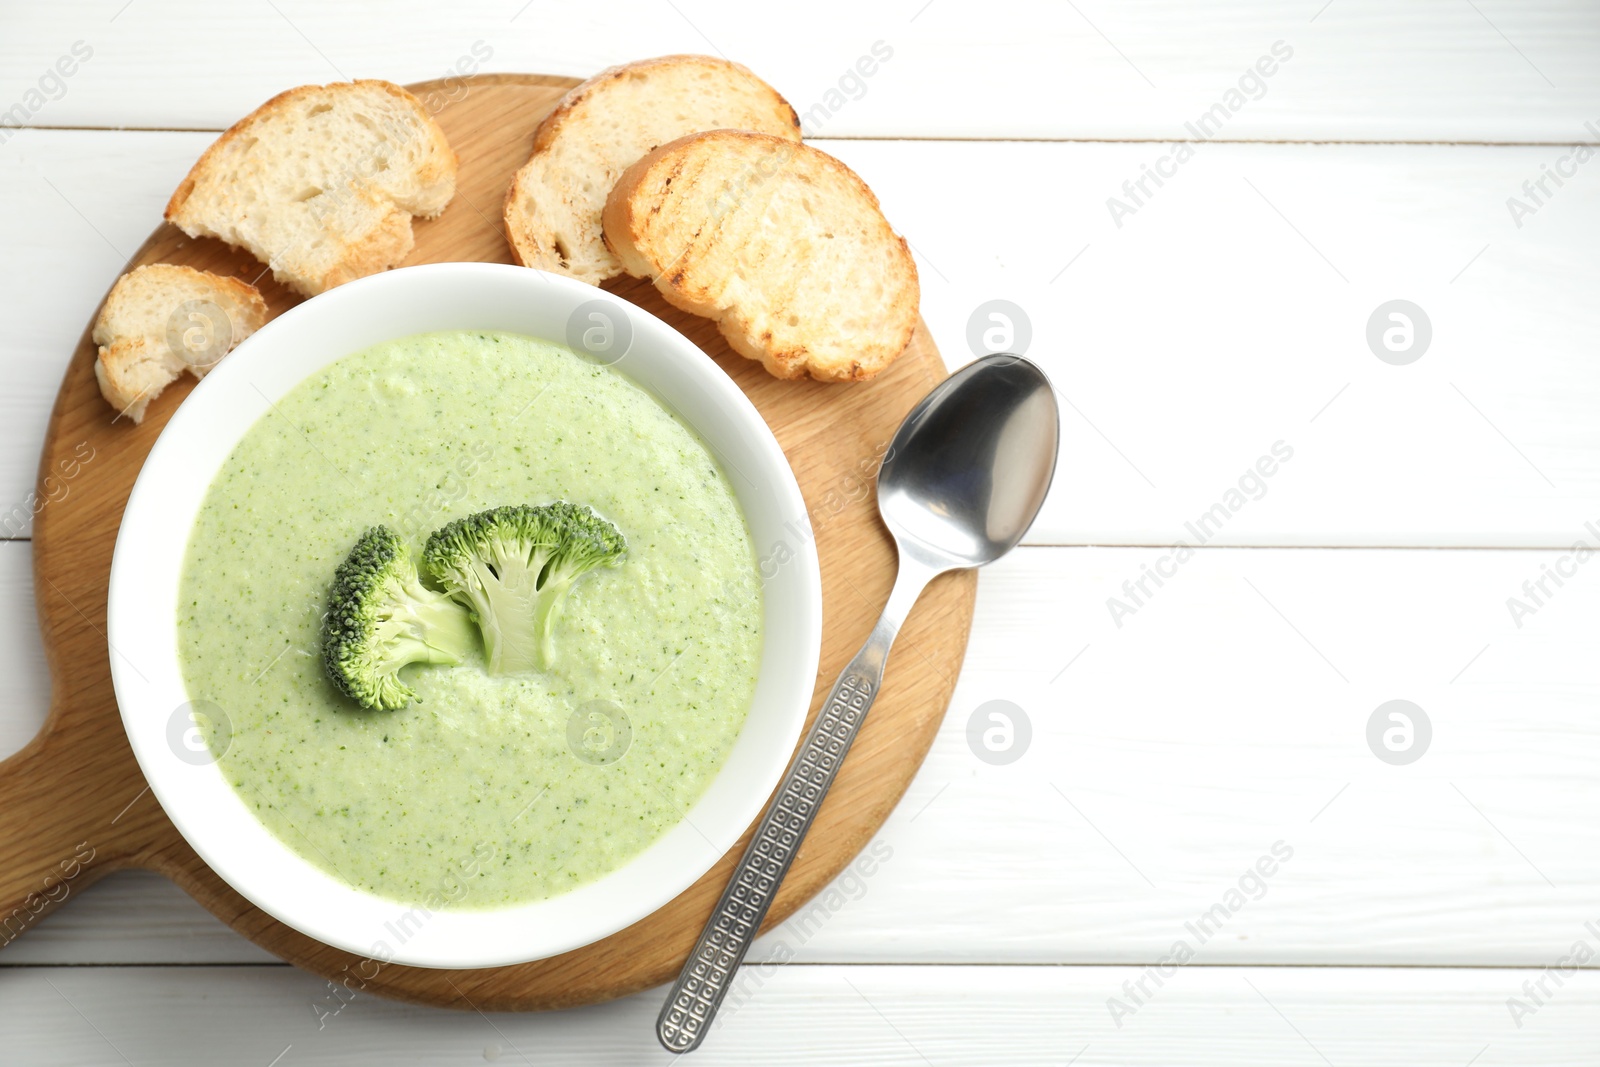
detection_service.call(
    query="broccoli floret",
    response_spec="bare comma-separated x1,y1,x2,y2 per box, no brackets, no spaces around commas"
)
321,526,478,711
422,502,626,673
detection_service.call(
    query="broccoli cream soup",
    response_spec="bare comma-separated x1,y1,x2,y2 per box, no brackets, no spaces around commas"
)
177,330,762,908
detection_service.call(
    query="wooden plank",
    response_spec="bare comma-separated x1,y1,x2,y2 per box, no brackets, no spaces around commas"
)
845,137,1600,548
0,964,1595,1064
10,544,1600,967
3,1,1600,141
0,543,47,759
0,129,206,538
3,133,1600,546
0,871,274,966
784,545,1600,967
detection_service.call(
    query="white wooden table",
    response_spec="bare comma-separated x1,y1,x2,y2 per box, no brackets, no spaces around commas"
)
5,2,1600,1062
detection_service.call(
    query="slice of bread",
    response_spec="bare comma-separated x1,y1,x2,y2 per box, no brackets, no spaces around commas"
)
166,80,457,297
503,55,800,285
93,264,268,423
603,131,919,382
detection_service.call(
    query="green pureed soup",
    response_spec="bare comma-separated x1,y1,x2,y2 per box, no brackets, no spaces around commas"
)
178,330,763,909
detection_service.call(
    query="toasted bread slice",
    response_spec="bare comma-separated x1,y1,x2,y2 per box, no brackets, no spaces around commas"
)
165,81,457,297
603,131,919,382
93,264,269,423
504,55,800,285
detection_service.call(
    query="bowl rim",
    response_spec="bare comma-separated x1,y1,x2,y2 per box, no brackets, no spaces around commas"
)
107,262,822,968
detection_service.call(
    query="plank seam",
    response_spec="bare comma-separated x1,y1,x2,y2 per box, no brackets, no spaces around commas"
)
6,126,1598,148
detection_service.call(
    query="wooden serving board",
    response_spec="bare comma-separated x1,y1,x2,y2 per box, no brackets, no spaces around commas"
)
0,73,976,1010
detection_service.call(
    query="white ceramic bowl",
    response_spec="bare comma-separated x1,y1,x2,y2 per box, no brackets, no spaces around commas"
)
108,262,821,968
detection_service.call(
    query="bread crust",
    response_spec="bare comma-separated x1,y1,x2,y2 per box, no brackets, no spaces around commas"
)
165,80,457,296
92,264,269,423
91,264,267,348
167,80,455,224
603,130,919,383
526,55,800,162
503,55,800,281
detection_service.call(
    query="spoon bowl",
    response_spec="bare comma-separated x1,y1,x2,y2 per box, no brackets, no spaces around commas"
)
879,354,1060,570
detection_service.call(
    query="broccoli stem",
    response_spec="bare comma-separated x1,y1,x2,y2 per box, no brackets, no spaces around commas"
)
468,556,545,674
533,565,582,670
390,586,480,667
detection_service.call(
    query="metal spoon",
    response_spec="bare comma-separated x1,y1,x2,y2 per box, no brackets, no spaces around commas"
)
657,353,1060,1053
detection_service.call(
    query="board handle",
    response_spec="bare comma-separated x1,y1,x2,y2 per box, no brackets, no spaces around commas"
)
0,700,167,950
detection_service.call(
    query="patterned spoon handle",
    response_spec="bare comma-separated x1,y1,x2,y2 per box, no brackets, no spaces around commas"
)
656,599,907,1053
